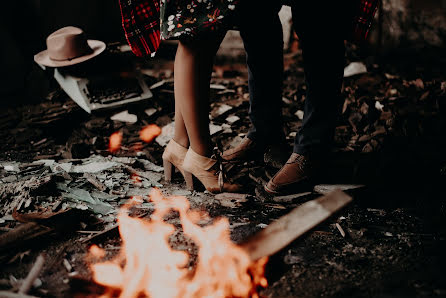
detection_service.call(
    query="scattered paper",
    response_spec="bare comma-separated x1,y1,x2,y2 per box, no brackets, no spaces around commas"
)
57,183,114,215
144,108,157,117
155,122,175,147
212,104,232,118
209,84,227,90
210,123,223,135
226,115,240,124
71,161,117,173
110,110,138,123
375,101,384,111
295,110,304,120
344,62,367,78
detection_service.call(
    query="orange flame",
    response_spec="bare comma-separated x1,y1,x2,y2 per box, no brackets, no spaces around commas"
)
109,132,123,153
139,124,162,144
88,188,267,298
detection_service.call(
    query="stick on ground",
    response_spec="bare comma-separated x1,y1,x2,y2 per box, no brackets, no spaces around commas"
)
241,190,352,261
0,291,38,298
18,254,45,294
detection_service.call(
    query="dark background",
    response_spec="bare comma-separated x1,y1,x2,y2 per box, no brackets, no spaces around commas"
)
1,0,446,106
0,0,125,105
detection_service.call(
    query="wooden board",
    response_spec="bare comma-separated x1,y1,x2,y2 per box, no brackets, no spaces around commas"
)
241,190,352,261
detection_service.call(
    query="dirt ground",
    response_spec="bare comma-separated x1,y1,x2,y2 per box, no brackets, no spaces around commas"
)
1,43,445,297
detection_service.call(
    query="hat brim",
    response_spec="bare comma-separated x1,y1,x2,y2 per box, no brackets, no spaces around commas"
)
34,40,106,67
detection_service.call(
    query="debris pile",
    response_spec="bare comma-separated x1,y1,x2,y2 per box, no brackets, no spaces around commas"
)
0,43,445,297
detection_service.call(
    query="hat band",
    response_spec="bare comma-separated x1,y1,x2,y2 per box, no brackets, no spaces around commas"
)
49,48,94,62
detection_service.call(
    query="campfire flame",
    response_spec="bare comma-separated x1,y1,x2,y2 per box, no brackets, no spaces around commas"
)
88,188,268,298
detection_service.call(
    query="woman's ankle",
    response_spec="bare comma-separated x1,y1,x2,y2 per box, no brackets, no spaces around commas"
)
173,137,189,149
190,144,213,158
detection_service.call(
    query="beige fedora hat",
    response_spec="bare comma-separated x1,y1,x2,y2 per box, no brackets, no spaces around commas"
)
34,26,106,67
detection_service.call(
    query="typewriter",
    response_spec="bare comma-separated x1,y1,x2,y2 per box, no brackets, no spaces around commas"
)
41,44,153,113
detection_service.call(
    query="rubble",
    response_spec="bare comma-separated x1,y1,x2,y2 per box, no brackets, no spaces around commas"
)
1,41,445,297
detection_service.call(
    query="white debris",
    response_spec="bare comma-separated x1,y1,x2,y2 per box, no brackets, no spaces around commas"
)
282,97,292,104
171,189,192,196
155,122,175,147
212,103,232,118
226,115,240,124
138,159,164,173
295,110,304,120
344,62,367,78
144,108,157,117
35,159,56,167
385,73,399,80
273,191,312,203
110,110,138,123
63,259,73,272
375,101,384,111
209,84,227,90
71,161,117,173
3,164,19,172
314,184,365,194
210,123,223,135
51,162,73,173
221,123,232,134
149,79,167,90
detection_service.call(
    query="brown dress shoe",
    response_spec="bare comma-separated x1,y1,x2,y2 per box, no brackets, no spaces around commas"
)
264,153,317,195
222,137,263,163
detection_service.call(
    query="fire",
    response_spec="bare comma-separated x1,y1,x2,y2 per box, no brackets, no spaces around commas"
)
88,188,268,298
140,124,161,143
109,131,123,153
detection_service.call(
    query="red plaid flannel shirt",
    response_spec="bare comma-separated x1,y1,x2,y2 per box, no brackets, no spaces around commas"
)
119,0,161,57
120,0,380,58
352,0,380,42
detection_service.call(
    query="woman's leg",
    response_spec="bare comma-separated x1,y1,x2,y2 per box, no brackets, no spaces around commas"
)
173,103,189,148
173,35,224,157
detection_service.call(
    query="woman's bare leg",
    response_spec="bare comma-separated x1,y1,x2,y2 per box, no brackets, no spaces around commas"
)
173,103,189,148
174,35,224,157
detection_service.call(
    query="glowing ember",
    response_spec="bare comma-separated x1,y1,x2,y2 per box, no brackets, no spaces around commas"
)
139,124,162,143
88,188,268,298
131,173,142,184
109,132,123,153
131,142,143,152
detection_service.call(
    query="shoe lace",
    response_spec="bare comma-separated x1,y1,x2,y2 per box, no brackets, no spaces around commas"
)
211,143,229,192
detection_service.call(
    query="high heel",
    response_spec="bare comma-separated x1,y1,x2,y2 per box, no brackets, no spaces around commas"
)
163,159,174,182
182,148,241,194
162,139,188,183
183,171,194,191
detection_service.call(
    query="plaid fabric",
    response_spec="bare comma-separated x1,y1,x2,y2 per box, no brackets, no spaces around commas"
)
119,0,161,57
120,0,380,58
352,0,380,42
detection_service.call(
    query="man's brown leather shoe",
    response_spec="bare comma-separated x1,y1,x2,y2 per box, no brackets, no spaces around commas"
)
222,137,264,162
264,153,317,194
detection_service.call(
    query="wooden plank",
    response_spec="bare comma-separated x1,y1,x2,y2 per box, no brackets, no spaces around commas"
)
241,190,352,261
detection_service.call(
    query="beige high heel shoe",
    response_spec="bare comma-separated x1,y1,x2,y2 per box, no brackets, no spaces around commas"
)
182,148,241,193
162,139,190,183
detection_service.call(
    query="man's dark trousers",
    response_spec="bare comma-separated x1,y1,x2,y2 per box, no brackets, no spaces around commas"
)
239,2,346,155
238,3,285,148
